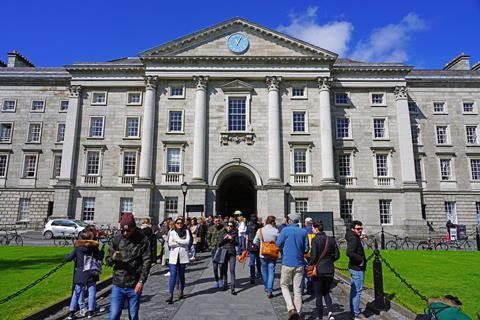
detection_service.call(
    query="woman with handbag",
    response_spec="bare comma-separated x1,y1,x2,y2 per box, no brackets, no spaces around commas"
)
218,221,239,294
253,215,279,298
308,221,340,320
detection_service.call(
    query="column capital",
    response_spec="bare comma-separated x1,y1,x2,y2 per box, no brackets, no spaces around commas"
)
317,77,332,91
68,85,82,98
394,86,408,101
145,76,159,90
265,76,282,90
193,76,209,90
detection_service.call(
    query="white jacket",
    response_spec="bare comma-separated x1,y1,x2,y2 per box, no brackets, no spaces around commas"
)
168,229,191,264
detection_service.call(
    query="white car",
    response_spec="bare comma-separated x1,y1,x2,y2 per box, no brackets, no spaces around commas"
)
42,219,88,239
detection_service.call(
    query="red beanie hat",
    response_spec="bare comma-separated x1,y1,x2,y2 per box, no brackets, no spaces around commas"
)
120,212,136,231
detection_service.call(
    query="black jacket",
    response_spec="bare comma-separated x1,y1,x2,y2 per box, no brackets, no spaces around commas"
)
218,228,239,255
309,232,340,275
345,230,366,271
106,228,152,288
65,240,105,284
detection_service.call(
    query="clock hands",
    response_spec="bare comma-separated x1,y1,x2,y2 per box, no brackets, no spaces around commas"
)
235,37,242,46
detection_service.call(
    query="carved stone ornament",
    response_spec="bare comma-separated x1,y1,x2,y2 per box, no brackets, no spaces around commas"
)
317,77,332,91
145,76,159,90
265,76,282,91
68,85,81,98
220,128,255,146
394,86,408,100
193,76,209,90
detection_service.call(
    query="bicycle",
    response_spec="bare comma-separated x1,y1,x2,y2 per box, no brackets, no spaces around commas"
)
361,235,376,249
443,233,475,251
385,235,415,250
0,228,24,246
416,237,446,250
53,232,75,247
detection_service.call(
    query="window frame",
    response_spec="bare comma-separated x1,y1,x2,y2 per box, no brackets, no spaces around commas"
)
335,117,352,140
167,110,185,134
52,153,62,179
465,125,479,145
411,123,422,145
433,101,447,114
379,199,393,225
334,92,351,107
91,91,107,106
30,99,45,113
291,147,310,175
164,197,179,218
17,198,30,222
56,122,66,143
122,150,138,177
370,92,386,107
294,198,309,214
462,101,476,115
469,157,480,181
26,122,43,144
22,153,39,179
120,197,134,217
291,110,309,134
165,147,183,174
225,94,251,132
439,157,455,181
59,100,69,112
168,84,186,99
82,197,96,222
340,199,354,225
444,201,457,224
290,85,308,100
338,153,354,178
2,99,17,112
126,92,143,106
435,125,451,145
372,117,389,140
0,152,9,178
88,116,105,139
0,122,14,143
84,150,101,176
124,116,141,139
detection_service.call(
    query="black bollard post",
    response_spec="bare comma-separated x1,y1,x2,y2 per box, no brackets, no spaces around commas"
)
367,239,388,314
476,229,480,252
381,227,385,250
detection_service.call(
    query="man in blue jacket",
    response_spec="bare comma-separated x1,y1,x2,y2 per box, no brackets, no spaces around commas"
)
276,212,309,320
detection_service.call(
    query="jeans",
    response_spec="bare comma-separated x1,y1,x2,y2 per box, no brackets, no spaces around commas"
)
237,235,246,255
313,274,334,318
169,262,186,295
221,253,236,288
349,269,365,317
260,258,276,294
109,285,141,320
211,249,220,282
280,265,304,313
249,251,261,279
69,282,96,312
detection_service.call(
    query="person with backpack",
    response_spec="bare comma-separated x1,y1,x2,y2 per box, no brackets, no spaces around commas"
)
246,215,262,284
65,226,104,319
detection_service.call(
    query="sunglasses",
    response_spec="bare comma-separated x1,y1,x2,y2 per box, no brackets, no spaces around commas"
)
354,227,363,231
176,222,184,225
227,225,234,227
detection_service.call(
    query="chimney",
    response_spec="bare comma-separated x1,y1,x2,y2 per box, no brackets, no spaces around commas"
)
443,53,470,70
7,50,35,68
0,60,6,67
472,61,480,71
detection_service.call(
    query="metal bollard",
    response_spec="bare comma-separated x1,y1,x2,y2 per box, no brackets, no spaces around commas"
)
367,239,388,313
476,229,480,252
381,227,385,250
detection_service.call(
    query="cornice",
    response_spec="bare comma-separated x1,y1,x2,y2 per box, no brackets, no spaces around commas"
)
141,56,335,63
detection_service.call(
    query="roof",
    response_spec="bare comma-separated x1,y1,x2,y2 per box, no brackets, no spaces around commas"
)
0,67,70,79
408,69,480,80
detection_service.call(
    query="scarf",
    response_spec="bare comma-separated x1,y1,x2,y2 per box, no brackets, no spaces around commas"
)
176,226,187,238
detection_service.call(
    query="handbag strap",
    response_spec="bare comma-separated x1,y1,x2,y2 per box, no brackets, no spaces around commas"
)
259,228,264,242
312,236,329,266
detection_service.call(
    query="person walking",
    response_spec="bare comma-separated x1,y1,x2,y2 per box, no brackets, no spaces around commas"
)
276,213,309,320
237,216,247,255
206,216,224,288
65,226,104,319
189,218,199,261
309,221,340,320
166,217,191,304
218,221,239,294
197,217,208,252
106,212,151,320
140,218,157,265
346,220,367,320
246,215,262,284
253,215,279,298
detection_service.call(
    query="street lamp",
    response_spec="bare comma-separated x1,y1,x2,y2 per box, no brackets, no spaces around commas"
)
284,182,292,218
181,182,188,219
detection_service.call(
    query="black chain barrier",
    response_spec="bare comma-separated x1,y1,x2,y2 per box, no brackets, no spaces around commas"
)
334,251,375,272
0,261,68,305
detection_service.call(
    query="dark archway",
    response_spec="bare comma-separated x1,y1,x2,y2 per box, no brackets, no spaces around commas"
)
216,174,256,218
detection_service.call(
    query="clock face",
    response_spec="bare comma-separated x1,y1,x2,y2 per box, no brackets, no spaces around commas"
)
227,33,249,54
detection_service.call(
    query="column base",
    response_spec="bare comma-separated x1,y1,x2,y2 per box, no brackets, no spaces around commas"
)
266,178,282,186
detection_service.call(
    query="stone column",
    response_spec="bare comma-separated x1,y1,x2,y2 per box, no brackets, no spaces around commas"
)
318,77,335,183
138,76,158,181
192,76,209,183
266,76,282,184
394,86,417,185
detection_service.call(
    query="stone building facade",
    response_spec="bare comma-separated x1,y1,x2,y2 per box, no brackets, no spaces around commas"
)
1,18,479,236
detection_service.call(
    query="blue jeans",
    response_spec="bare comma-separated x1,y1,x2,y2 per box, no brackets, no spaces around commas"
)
237,235,246,255
69,282,96,312
109,285,141,320
260,258,276,294
349,269,365,317
249,251,261,279
169,262,186,295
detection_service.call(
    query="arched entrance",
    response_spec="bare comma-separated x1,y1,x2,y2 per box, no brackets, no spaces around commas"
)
216,173,256,218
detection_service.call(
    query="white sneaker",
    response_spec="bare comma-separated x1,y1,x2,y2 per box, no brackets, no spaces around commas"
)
327,311,335,320
79,307,87,317
164,272,170,277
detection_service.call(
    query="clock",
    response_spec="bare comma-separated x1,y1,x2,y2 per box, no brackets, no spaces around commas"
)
227,33,249,54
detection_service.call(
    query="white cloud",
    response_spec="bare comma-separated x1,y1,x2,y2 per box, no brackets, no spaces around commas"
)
351,13,427,62
277,7,353,56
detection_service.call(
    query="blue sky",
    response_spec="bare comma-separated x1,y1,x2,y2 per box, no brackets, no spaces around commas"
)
1,0,479,69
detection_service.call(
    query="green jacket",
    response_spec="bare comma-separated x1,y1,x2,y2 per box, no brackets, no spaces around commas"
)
206,225,223,251
428,302,471,320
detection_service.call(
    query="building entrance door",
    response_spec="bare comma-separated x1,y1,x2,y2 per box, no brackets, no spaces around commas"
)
216,174,256,218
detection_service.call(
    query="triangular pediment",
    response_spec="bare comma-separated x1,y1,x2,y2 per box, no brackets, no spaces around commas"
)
220,79,254,92
139,18,337,60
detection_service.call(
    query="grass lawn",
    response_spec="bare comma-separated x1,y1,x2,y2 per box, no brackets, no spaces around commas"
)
0,246,112,320
335,249,480,318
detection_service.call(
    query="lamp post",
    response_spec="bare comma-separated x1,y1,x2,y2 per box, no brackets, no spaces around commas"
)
181,182,188,219
284,182,291,218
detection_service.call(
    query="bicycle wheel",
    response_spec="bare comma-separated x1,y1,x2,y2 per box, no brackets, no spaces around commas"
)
385,240,398,250
462,240,474,251
402,240,415,250
15,235,23,246
435,242,448,250
53,238,59,246
0,235,5,246
417,242,431,250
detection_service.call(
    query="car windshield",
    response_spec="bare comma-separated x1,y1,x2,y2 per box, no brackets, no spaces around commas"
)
74,220,89,227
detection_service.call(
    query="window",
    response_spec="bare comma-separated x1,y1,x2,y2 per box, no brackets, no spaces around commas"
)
292,112,306,133
89,117,104,138
335,92,350,106
433,102,446,113
165,197,178,218
414,158,423,181
379,200,392,224
125,117,140,138
373,118,387,139
295,199,308,214
2,100,16,112
470,159,480,181
444,201,457,224
338,154,352,177
463,102,475,114
376,154,389,177
23,154,38,178
82,197,95,221
411,124,420,144
86,151,100,175
291,87,306,99
91,92,107,105
57,123,65,143
123,152,137,176
53,154,62,178
336,118,351,139
120,198,133,216
17,198,30,221
436,126,449,144
31,100,45,112
27,123,42,143
228,98,246,131
0,123,13,143
60,100,69,112
168,111,183,132
293,149,307,174
127,92,142,105
440,159,453,181
340,200,353,225
0,154,8,177
170,86,185,98
371,93,385,106
466,126,478,144
167,148,181,173
476,202,480,222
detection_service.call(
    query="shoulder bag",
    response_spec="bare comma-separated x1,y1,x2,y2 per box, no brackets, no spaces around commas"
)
306,236,329,278
259,228,279,260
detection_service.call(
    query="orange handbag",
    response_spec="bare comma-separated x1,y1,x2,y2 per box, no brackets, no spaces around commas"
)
306,236,329,278
259,228,280,260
